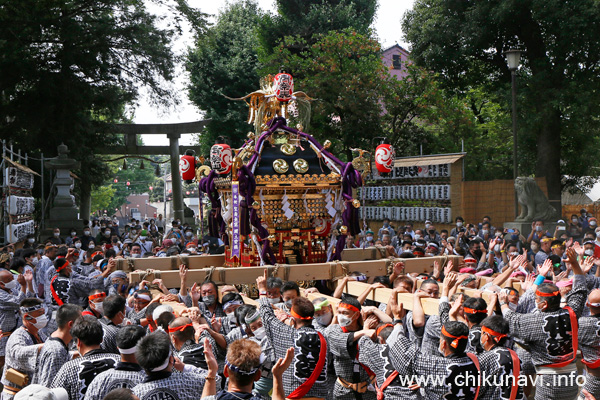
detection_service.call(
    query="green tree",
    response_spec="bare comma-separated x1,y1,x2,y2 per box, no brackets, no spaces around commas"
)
258,0,377,57
186,0,263,154
402,0,600,206
0,0,204,216
274,29,386,159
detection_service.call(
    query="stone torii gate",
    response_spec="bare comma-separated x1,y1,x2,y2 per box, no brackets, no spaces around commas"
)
95,120,208,222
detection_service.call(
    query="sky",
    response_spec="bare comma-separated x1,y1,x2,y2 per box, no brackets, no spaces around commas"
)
136,0,415,146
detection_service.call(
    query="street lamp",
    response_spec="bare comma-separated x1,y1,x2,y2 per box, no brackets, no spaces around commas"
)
504,48,522,218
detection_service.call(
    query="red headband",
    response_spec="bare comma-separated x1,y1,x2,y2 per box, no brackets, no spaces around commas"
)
441,326,468,348
168,323,193,333
536,290,560,297
463,307,487,315
91,251,103,259
290,309,312,320
376,324,393,337
481,325,507,339
88,293,106,301
56,261,70,272
338,302,360,314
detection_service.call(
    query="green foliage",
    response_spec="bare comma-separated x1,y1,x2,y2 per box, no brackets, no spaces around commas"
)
271,29,386,158
257,0,377,57
91,185,117,214
402,0,600,198
0,0,199,194
186,0,263,156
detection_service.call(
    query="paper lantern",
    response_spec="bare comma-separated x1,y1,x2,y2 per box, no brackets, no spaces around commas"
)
273,73,294,102
210,144,233,175
375,144,395,174
180,155,196,181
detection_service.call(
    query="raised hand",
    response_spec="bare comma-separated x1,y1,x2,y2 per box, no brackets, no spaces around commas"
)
257,269,268,292
444,260,454,276
537,258,552,277
272,347,295,378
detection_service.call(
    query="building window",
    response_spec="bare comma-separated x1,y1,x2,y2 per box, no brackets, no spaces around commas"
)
392,54,402,69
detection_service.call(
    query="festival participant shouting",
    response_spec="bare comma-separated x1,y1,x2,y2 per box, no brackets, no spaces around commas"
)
499,247,587,400
33,304,82,387
257,269,331,399
83,325,147,400
578,289,600,399
326,297,378,400
1,298,47,399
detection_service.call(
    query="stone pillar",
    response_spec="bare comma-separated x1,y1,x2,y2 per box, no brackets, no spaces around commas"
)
45,144,82,233
168,134,185,222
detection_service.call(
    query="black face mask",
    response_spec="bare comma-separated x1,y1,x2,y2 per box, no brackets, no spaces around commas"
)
429,230,435,236
473,249,483,259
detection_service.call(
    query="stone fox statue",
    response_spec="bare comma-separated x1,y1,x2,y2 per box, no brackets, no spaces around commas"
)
514,177,559,221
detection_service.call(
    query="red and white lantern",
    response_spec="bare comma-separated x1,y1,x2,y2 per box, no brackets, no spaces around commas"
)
273,73,294,102
180,155,196,181
210,144,233,175
375,144,395,174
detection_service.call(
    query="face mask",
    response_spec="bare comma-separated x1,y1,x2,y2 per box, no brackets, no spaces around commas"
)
572,218,578,223
203,295,216,306
366,236,373,242
88,243,95,249
54,232,60,237
105,231,111,236
414,234,421,240
535,226,543,232
585,249,594,256
425,224,430,229
596,231,600,238
253,326,266,340
592,221,598,227
226,312,237,325
428,230,435,236
481,229,488,235
495,232,502,238
316,312,333,327
337,314,353,327
131,253,141,258
508,302,518,311
494,244,501,253
267,297,280,305
71,232,76,236
28,238,35,244
32,258,39,267
3,279,17,290
75,243,82,249
284,299,293,309
32,314,48,330
92,302,104,315
509,251,519,257
186,232,192,237
531,245,539,252
456,222,463,228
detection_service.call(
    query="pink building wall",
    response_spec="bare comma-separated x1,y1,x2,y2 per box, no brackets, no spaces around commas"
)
382,44,410,80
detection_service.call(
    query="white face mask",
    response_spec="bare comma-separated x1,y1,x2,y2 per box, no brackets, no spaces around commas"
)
105,231,111,236
186,232,192,237
585,249,594,256
596,231,600,238
32,314,48,330
92,301,104,316
366,236,373,242
414,234,421,240
456,222,463,228
131,253,141,258
481,229,488,235
75,242,82,249
28,238,35,244
71,232,76,236
54,232,60,237
267,297,280,305
508,302,518,311
315,312,333,327
591,221,598,227
494,244,501,253
3,279,17,290
337,314,353,327
88,243,95,249
84,231,90,236
226,312,237,325
425,224,430,229
253,326,266,340
572,218,578,223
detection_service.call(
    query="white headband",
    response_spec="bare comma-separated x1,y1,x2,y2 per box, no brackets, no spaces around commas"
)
118,346,138,355
151,351,172,372
134,293,152,302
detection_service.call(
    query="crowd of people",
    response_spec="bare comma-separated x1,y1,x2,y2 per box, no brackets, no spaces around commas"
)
0,209,599,399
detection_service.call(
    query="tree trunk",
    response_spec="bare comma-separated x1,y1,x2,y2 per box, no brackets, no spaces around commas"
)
79,180,91,223
535,107,562,212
